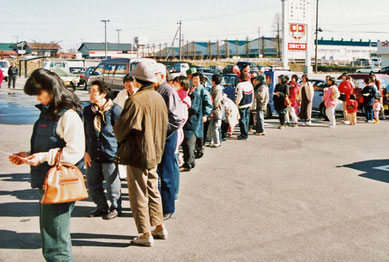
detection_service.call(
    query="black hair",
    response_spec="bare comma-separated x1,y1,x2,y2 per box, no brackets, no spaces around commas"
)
341,73,348,78
91,80,113,99
302,74,309,82
242,64,250,70
284,75,290,81
364,77,372,84
24,68,82,120
279,75,287,84
240,72,250,81
199,73,206,85
192,72,201,78
328,77,336,86
123,74,134,84
291,74,299,81
212,74,222,85
350,94,356,100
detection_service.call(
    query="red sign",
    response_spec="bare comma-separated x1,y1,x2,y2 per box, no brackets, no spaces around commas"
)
288,43,307,50
290,24,306,40
382,42,389,47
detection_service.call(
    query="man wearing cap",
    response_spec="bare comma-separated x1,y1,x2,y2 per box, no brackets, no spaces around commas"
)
186,67,197,80
253,75,269,136
154,63,183,221
114,61,169,247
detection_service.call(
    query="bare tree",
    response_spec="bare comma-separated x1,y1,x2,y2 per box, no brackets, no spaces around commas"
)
245,36,250,58
186,40,189,59
216,40,220,60
207,41,212,59
225,40,229,58
273,13,282,58
235,39,239,56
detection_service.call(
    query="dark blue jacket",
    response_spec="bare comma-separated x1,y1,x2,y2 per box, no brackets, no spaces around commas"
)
84,103,122,162
30,104,83,188
362,85,376,106
184,91,203,138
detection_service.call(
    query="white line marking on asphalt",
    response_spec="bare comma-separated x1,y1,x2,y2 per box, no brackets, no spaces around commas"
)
373,165,389,172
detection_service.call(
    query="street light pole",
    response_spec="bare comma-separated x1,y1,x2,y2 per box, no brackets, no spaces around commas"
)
116,29,122,44
101,19,110,59
314,0,319,73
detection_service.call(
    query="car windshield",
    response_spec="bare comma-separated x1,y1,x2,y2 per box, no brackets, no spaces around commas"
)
0,62,8,68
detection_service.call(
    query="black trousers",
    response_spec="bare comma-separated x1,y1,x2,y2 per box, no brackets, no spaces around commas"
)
182,134,196,169
8,75,16,89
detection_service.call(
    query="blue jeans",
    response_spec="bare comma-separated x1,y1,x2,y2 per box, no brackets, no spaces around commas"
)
364,104,374,121
39,189,75,262
157,131,177,214
256,109,265,133
174,154,180,200
86,161,121,211
238,107,251,138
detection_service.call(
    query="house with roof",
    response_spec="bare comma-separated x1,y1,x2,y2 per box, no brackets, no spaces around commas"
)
11,42,62,57
78,42,137,59
0,43,17,58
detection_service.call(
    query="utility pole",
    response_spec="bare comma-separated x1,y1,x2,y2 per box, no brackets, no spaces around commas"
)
101,19,110,59
258,27,261,59
178,20,182,60
116,29,122,44
314,0,319,72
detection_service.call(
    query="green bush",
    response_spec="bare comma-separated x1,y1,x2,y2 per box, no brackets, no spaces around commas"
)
317,65,357,73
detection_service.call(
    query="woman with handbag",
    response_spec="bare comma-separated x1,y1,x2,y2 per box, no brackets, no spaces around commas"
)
9,68,85,262
338,73,355,124
273,75,289,129
298,74,314,126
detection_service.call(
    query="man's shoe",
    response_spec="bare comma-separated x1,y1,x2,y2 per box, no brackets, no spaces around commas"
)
237,136,248,140
210,143,221,148
102,209,119,220
195,152,204,159
88,209,108,218
151,227,168,240
163,213,174,221
179,167,191,172
132,234,154,247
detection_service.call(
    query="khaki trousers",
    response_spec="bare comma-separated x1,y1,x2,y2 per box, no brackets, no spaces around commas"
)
126,165,163,234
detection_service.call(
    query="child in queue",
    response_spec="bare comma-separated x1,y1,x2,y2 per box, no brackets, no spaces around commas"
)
346,94,358,125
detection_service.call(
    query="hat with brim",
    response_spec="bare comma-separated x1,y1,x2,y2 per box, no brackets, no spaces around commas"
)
130,61,158,83
254,75,265,83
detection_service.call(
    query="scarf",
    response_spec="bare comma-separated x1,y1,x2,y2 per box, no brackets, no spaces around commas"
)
91,99,114,133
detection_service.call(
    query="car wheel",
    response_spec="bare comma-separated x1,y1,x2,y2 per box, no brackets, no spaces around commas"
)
320,103,329,120
264,104,272,119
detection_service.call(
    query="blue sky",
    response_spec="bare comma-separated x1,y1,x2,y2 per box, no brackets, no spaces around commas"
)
2,0,389,51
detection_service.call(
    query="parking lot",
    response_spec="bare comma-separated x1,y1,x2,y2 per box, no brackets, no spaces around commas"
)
0,80,389,261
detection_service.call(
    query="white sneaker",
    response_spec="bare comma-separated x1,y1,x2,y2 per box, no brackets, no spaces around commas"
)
306,121,312,126
152,227,168,240
210,143,221,148
344,121,350,125
132,234,154,247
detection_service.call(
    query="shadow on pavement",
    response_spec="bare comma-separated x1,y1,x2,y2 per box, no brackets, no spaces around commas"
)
0,173,30,182
341,159,389,183
0,230,134,249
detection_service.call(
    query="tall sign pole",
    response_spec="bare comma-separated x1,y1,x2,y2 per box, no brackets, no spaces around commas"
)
101,19,110,59
281,0,289,69
314,0,319,72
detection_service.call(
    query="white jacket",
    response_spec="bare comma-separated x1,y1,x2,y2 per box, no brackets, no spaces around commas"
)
299,82,314,101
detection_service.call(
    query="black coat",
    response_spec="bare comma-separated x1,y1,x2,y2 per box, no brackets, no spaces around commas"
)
273,83,289,111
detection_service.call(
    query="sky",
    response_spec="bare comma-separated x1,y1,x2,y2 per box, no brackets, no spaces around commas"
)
2,0,389,52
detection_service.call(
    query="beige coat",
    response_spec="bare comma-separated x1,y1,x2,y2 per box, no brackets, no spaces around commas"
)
299,82,314,101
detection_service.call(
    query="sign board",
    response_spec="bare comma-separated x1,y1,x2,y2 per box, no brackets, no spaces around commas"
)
288,23,307,51
377,41,389,55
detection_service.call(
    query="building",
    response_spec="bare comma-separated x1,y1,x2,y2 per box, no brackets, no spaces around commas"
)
376,41,389,67
78,42,137,59
11,42,62,57
0,43,17,58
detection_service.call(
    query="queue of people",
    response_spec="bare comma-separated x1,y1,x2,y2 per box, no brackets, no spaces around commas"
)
7,64,387,260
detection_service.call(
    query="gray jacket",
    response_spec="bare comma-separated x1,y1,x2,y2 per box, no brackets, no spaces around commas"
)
254,83,269,111
210,84,223,120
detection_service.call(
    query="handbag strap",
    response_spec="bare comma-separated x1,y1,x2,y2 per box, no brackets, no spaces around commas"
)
54,149,63,166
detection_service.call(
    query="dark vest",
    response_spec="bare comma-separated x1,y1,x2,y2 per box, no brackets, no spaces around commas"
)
30,104,82,188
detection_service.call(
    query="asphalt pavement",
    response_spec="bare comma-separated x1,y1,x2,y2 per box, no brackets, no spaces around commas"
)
0,77,389,261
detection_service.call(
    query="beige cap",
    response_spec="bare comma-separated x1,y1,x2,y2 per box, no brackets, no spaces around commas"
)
154,63,167,74
130,61,158,83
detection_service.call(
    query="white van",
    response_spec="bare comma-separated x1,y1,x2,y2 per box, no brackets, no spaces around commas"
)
0,60,10,81
43,60,70,73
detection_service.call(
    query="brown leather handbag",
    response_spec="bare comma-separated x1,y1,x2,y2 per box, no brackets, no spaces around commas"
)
41,150,89,204
284,95,292,107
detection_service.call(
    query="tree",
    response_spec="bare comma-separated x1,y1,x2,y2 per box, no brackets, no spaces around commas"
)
245,36,250,58
273,13,282,58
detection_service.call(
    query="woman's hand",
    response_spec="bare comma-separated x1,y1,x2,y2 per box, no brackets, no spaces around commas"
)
25,154,41,167
9,152,27,165
84,152,92,169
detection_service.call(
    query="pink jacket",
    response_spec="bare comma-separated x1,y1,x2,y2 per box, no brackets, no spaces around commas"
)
0,70,4,85
324,85,339,108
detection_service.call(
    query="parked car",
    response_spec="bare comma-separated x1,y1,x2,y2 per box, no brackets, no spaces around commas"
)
0,60,10,82
69,67,87,89
208,65,222,74
310,79,343,119
87,58,156,95
43,59,71,73
173,63,190,75
356,67,380,73
51,68,80,91
84,66,95,88
222,65,234,74
379,66,389,75
352,58,371,67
